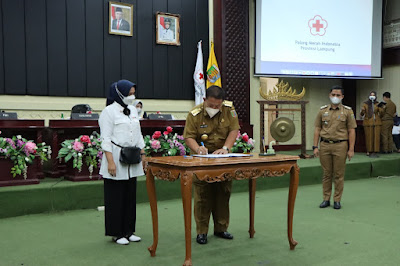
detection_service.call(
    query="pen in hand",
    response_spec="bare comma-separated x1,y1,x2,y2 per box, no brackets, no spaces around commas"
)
198,142,208,155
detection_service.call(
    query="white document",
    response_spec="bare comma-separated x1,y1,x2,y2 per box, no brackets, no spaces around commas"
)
193,153,253,158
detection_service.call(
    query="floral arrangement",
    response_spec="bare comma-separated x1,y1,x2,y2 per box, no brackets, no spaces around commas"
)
230,131,255,153
144,126,190,157
0,133,51,178
57,131,103,177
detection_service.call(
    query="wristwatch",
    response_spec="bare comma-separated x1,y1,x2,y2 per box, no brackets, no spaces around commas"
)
312,146,318,150
222,146,229,152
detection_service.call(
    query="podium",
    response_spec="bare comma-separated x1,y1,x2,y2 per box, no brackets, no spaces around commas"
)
0,120,45,186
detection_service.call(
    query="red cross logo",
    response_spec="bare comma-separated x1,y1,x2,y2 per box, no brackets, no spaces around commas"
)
313,20,323,32
194,70,205,84
308,15,328,36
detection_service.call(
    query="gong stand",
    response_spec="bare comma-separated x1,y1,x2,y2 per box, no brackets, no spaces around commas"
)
257,100,309,158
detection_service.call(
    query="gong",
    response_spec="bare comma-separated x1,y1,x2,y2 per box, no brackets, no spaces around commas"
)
270,117,295,142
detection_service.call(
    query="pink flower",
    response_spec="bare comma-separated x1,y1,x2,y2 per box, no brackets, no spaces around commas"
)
237,131,241,139
80,135,91,144
24,142,37,154
242,134,249,142
166,126,173,133
72,141,84,152
151,140,161,150
248,138,254,146
163,131,169,136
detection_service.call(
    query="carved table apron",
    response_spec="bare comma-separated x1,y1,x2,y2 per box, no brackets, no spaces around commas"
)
145,154,300,266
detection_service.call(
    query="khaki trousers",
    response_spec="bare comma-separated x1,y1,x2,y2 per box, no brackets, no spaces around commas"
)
319,141,348,202
193,175,232,234
381,120,394,152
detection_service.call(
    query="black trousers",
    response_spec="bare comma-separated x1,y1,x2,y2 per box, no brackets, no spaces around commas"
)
104,177,137,238
393,134,400,150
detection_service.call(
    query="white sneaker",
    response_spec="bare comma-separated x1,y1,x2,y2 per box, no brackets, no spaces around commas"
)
128,234,141,242
114,237,129,245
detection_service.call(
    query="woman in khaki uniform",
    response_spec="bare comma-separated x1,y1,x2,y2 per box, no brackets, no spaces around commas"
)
360,91,384,157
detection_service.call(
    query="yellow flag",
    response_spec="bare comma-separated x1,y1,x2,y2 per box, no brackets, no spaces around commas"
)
206,42,222,88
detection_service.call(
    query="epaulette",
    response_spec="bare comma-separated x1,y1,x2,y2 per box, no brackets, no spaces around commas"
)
190,107,202,116
320,105,328,110
223,100,233,107
343,105,352,110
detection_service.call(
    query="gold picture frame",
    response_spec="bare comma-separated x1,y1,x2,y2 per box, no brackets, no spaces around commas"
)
109,1,133,37
156,12,180,46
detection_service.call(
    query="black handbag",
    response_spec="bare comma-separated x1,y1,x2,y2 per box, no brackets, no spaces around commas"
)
111,141,142,164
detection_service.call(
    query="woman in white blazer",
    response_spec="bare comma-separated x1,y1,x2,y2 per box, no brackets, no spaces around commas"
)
99,80,145,245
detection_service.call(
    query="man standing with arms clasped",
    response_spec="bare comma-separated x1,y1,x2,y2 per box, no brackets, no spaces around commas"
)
313,85,357,210
380,92,397,153
183,85,240,245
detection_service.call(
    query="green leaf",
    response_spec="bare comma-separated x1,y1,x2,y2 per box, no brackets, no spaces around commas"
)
64,153,73,162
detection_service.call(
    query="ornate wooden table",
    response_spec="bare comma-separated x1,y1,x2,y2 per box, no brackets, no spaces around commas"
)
145,154,300,266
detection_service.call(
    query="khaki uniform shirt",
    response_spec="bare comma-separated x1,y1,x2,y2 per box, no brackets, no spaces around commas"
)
183,101,240,153
361,102,383,126
314,104,357,141
382,99,397,121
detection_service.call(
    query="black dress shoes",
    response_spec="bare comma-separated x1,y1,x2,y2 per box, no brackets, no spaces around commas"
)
333,202,341,209
319,200,330,208
214,231,234,239
196,234,207,244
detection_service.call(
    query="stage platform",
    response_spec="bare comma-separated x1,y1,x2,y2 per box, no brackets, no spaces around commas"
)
1,151,400,219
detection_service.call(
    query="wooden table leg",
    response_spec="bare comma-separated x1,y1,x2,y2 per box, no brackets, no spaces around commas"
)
146,168,158,257
180,173,193,266
248,178,256,238
287,164,299,250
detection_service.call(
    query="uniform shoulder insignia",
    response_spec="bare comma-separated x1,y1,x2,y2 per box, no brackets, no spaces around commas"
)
320,105,328,110
223,100,233,108
190,107,201,116
343,105,352,110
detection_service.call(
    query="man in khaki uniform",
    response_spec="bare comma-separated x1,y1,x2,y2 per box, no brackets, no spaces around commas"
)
183,85,240,244
380,92,397,153
313,85,357,210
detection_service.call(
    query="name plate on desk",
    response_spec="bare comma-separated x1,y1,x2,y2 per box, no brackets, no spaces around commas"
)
148,114,173,120
0,112,18,119
71,113,99,120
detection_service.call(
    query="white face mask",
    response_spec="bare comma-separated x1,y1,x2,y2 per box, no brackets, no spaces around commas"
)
369,95,376,101
136,107,142,115
115,86,136,105
123,95,136,106
330,96,342,105
206,107,220,118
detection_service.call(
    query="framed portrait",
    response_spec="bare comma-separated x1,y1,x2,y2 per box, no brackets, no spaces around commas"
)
109,1,133,37
156,12,180,46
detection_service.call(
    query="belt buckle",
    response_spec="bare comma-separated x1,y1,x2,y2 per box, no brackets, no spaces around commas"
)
329,140,334,144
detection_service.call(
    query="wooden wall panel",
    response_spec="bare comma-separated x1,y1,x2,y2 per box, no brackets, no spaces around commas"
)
214,0,250,123
136,0,154,98
3,0,26,94
25,0,48,95
0,1,4,94
47,0,68,96
86,0,104,97
167,0,183,99
181,0,197,100
152,0,169,99
0,0,208,99
67,0,87,96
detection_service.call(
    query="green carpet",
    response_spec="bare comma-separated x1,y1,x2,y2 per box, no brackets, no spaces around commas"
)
0,177,399,265
1,152,399,219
